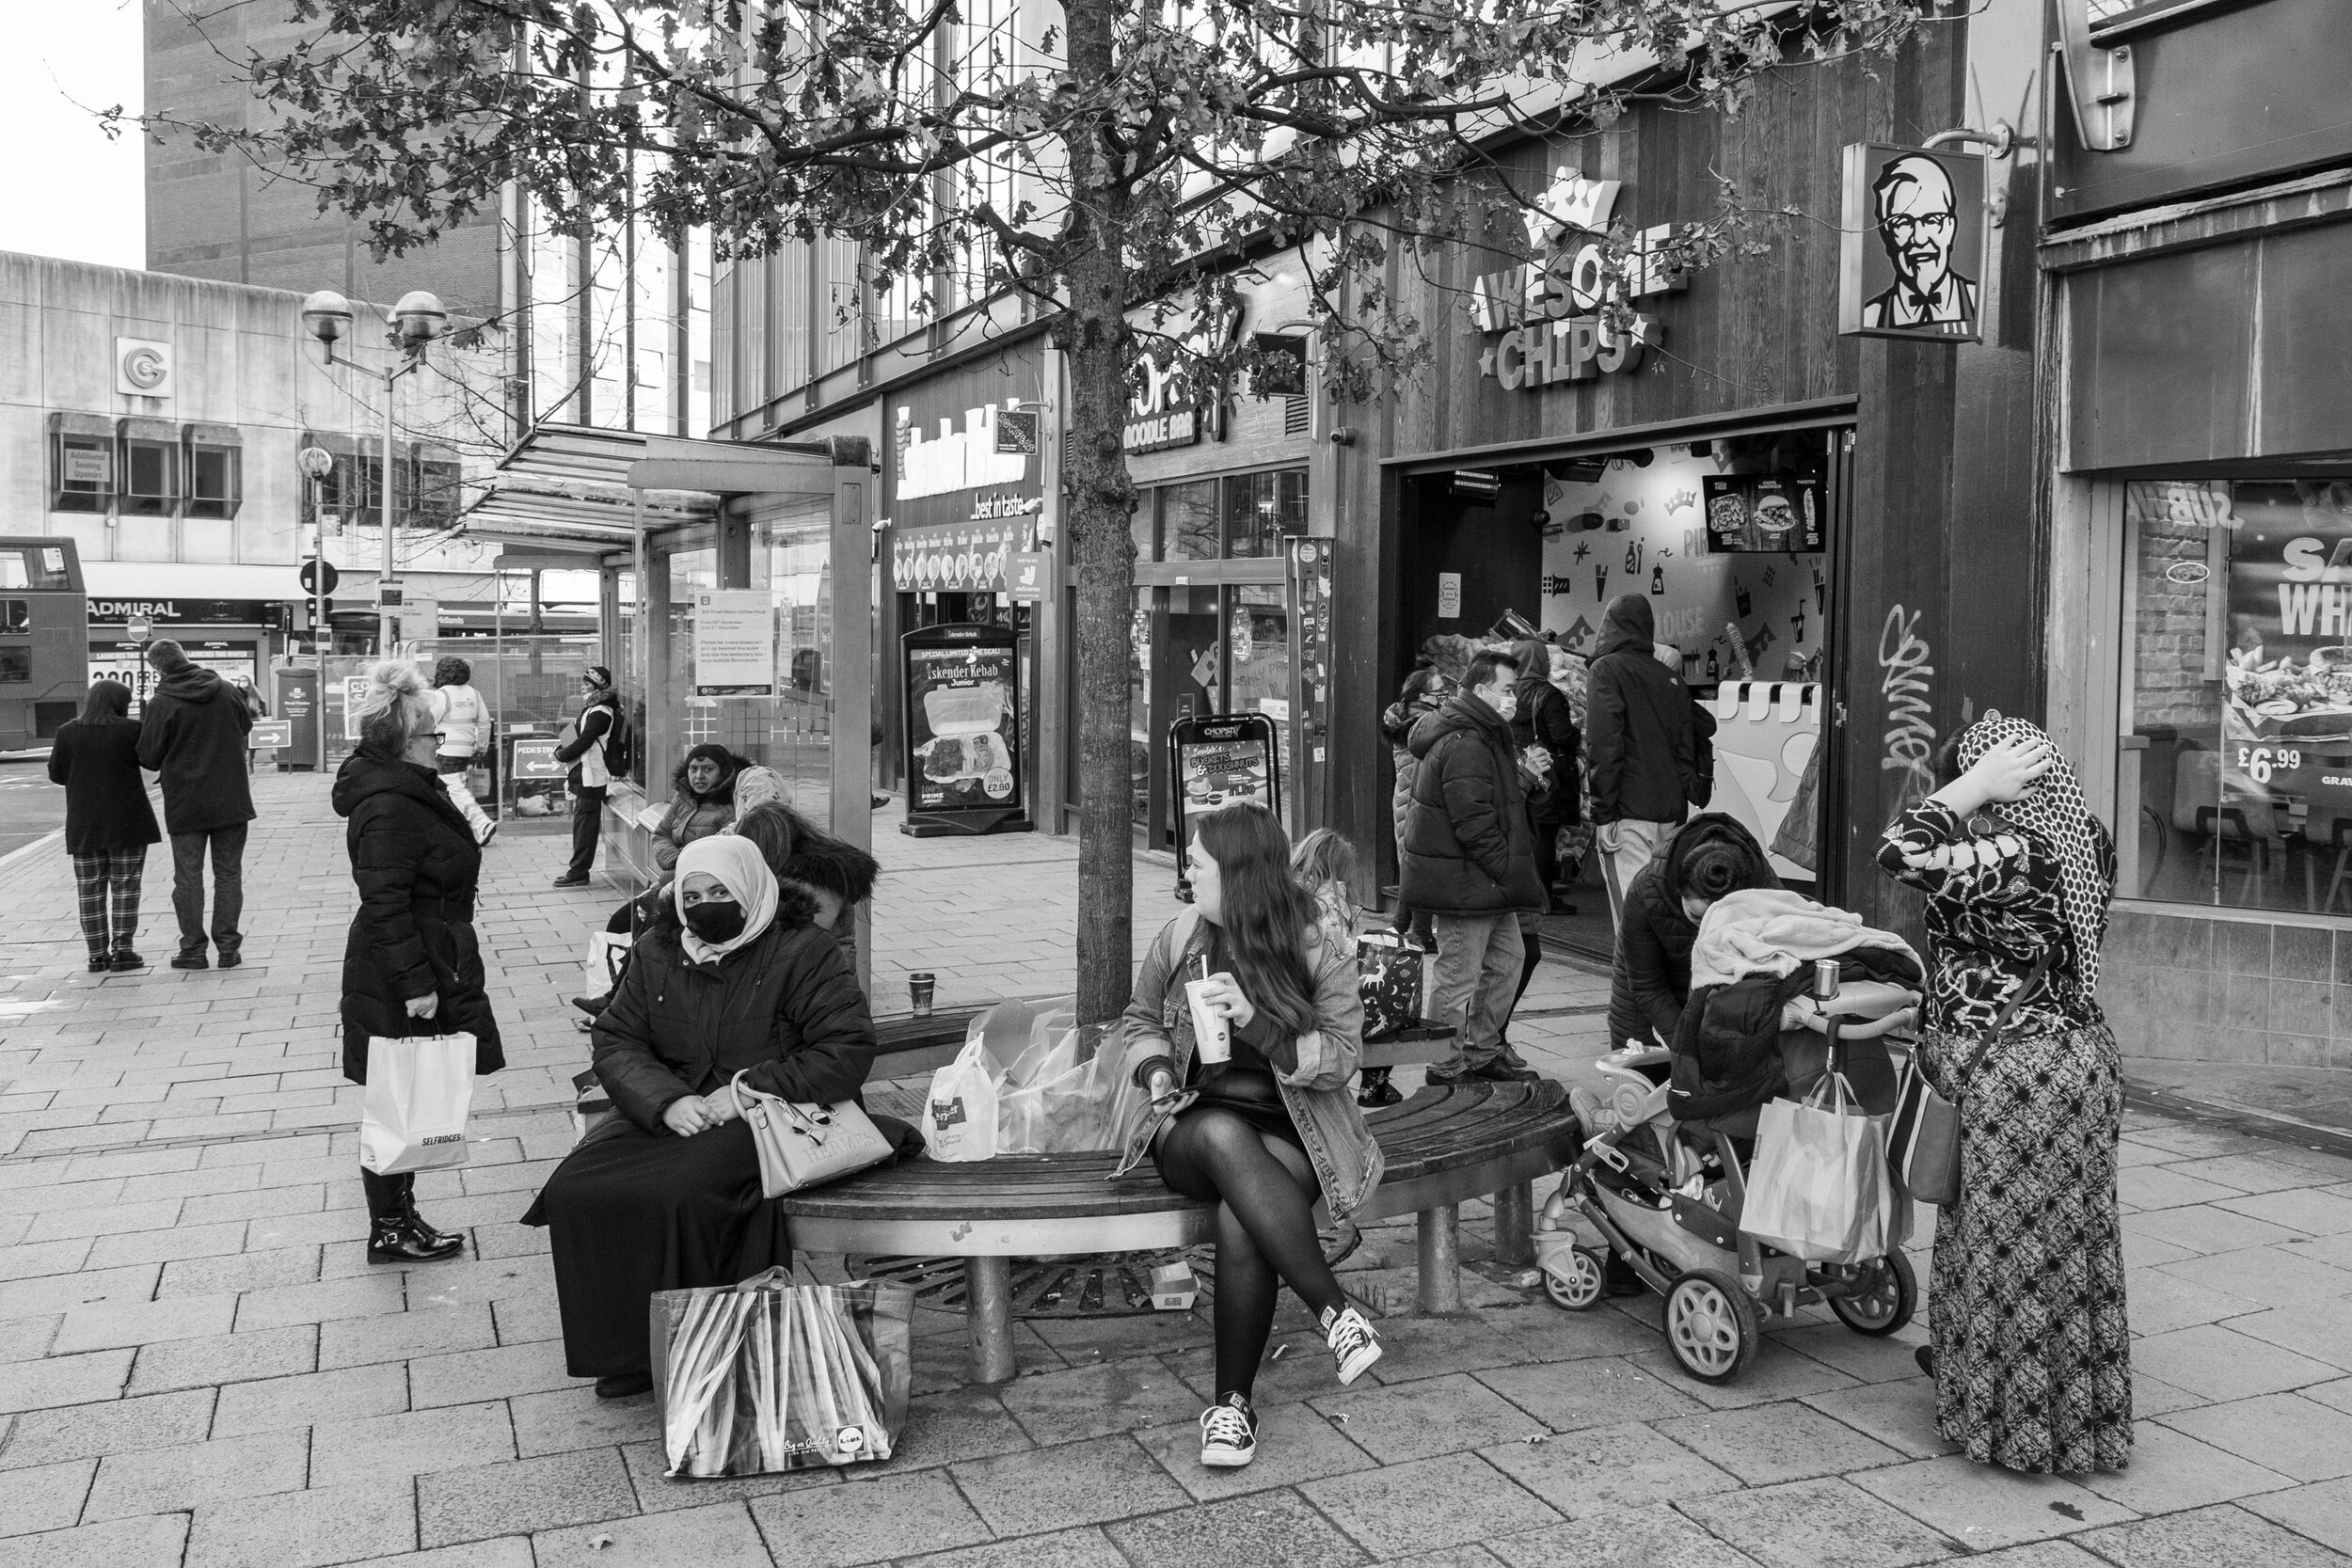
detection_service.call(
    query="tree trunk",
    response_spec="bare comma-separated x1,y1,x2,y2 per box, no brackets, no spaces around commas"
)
1061,0,1140,1030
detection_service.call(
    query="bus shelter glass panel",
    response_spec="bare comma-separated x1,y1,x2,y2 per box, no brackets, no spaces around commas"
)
749,498,836,823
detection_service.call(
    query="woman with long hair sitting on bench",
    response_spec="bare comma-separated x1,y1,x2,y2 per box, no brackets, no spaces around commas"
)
1123,803,1387,1471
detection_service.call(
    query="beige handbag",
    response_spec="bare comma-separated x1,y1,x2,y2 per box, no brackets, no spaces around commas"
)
727,1070,896,1196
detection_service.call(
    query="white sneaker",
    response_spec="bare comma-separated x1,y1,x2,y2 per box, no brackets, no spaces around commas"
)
1322,1305,1383,1385
1199,1393,1257,1467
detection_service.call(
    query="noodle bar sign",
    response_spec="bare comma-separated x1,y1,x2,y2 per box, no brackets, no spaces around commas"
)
1470,172,1686,392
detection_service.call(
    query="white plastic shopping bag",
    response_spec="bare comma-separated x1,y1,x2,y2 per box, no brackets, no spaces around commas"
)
359,1031,479,1175
1737,1072,1893,1265
581,930,631,1000
922,1039,999,1162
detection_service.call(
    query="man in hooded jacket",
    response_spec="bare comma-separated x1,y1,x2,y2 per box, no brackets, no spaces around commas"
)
1400,649,1547,1084
1585,594,1700,929
136,640,257,969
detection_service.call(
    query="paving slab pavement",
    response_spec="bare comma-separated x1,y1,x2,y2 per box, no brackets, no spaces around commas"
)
3,771,2352,1563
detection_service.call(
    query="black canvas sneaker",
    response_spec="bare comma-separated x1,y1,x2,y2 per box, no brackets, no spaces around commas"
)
1198,1393,1258,1468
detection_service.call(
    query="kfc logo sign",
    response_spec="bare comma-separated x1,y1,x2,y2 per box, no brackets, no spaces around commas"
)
1837,144,1986,343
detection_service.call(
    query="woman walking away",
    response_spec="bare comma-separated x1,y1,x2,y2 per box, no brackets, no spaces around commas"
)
552,666,620,888
336,662,505,1265
1123,804,1385,1470
48,680,159,972
1878,715,2129,1475
524,835,882,1400
429,657,497,847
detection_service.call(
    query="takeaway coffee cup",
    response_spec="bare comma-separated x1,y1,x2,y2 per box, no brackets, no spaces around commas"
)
1185,979,1232,1065
909,973,936,1017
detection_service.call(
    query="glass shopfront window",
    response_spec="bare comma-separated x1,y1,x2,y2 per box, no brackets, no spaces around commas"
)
2120,479,2352,915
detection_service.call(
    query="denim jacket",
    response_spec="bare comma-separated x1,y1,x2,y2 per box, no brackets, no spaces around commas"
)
1120,908,1385,1218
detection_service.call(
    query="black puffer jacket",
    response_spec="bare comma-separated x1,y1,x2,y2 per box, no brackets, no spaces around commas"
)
1399,693,1546,916
1585,595,1698,826
1607,815,1779,1049
136,664,255,834
334,750,504,1084
1507,638,1580,829
591,886,880,1132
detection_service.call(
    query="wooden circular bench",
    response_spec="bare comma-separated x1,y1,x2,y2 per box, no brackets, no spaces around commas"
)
778,1080,1583,1383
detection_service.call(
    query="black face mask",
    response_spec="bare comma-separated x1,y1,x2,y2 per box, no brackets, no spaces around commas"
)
682,900,746,943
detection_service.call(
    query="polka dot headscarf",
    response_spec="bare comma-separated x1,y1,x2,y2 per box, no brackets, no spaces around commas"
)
1957,714,2112,990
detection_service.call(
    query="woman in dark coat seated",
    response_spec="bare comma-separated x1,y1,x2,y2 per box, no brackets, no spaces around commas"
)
524,835,881,1400
336,661,505,1264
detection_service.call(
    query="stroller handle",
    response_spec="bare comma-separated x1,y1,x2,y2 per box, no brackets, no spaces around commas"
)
1807,1006,1918,1040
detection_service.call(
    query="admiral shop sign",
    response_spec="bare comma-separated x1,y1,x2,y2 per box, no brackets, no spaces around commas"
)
1470,172,1685,393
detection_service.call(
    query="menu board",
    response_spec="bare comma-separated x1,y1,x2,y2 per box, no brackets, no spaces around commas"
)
1703,475,1826,553
1167,712,1281,890
902,623,1026,835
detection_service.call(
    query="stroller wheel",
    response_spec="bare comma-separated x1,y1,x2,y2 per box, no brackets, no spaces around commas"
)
1830,1251,1918,1338
1663,1269,1761,1385
1543,1247,1609,1311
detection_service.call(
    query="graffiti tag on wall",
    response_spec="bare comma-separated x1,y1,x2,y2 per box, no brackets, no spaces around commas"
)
1879,605,1938,810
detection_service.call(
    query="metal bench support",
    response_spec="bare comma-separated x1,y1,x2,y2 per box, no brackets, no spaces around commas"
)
1493,1180,1534,1266
964,1258,1017,1385
1417,1205,1462,1313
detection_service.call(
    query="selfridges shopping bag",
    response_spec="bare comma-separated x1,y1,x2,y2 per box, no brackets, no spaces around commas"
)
358,1030,478,1175
922,1039,1000,1162
1738,1071,1895,1265
651,1269,914,1478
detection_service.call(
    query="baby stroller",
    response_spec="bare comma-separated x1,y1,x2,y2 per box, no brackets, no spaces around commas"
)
1535,955,1922,1385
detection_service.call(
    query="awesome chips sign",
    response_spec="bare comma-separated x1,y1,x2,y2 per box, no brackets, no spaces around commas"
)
1470,171,1686,393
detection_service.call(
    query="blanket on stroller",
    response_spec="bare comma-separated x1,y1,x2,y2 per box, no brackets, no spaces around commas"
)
1670,893,1923,1125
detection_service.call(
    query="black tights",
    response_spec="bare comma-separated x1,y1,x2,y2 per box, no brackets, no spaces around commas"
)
1155,1108,1344,1403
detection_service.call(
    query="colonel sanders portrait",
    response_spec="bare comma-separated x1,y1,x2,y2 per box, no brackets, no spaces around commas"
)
1862,153,1978,333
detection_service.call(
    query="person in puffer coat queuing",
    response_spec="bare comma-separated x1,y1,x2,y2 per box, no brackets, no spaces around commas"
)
48,680,160,972
1123,803,1386,1470
1382,640,1454,950
524,835,884,1400
335,661,505,1266
136,639,256,969
1605,814,1780,1052
1585,595,1700,930
1400,648,1547,1085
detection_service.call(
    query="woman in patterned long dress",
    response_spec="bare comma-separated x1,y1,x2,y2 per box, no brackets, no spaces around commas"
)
1877,714,2131,1475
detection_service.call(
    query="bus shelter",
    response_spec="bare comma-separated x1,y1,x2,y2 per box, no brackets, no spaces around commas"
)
463,426,875,981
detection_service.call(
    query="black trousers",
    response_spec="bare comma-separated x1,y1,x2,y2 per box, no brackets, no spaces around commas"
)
567,785,606,878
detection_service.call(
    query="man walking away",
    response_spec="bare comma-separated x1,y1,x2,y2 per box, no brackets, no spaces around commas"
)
1586,595,1699,931
552,665,620,888
137,639,257,969
1400,649,1547,1085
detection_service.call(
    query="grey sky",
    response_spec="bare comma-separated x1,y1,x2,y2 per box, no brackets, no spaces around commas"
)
1,1,145,269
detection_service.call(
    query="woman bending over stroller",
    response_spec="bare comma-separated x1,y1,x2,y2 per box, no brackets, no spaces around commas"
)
1122,804,1386,1470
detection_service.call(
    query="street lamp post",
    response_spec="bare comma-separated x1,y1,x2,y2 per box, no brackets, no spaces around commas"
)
300,288,449,658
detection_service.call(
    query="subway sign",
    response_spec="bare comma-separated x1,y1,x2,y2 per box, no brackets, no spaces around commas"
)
1470,171,1685,393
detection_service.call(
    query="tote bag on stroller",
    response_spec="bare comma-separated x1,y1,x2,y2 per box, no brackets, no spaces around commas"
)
651,1269,914,1478
1738,1070,1896,1265
358,1029,477,1175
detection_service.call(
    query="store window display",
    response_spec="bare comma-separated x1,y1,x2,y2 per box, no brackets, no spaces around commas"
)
2120,479,2352,915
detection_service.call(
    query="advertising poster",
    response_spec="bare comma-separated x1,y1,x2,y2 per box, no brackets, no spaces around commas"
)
902,624,1025,835
692,591,776,697
1703,475,1825,553
2185,482,2352,816
1167,713,1281,887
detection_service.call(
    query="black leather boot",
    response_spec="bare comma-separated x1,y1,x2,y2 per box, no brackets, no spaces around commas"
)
363,1167,461,1264
396,1177,462,1253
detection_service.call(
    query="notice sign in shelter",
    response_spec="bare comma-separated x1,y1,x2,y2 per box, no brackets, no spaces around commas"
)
691,591,775,696
901,623,1027,837
1167,712,1282,891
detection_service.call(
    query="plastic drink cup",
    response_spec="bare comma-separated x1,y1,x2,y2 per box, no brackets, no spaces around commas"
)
909,973,936,1016
1185,979,1232,1064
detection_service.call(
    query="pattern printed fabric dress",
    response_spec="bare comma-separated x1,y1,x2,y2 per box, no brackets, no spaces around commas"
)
1880,795,2132,1475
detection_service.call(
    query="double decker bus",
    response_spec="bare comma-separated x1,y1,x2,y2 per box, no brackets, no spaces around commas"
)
0,536,89,753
